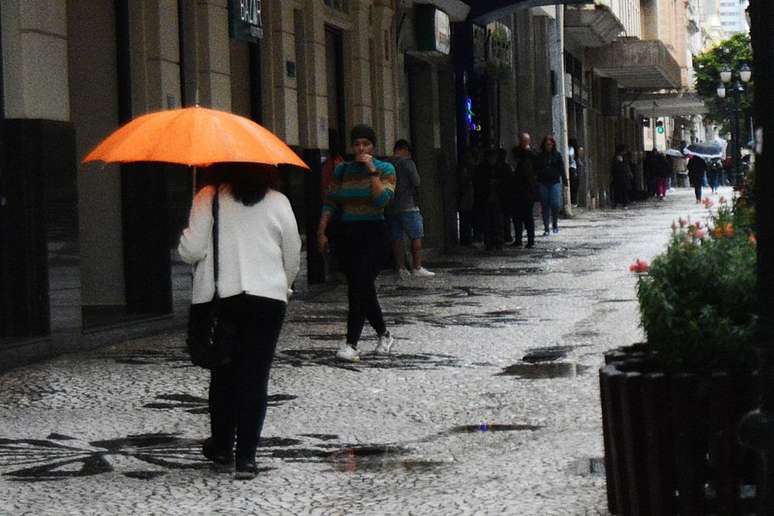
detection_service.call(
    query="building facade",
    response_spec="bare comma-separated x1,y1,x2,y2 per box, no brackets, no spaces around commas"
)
0,0,702,367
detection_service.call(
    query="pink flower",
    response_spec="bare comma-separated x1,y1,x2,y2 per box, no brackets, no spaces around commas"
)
719,196,727,205
629,259,650,274
695,221,703,230
703,197,714,208
678,217,687,228
750,234,757,246
695,229,705,240
671,221,678,233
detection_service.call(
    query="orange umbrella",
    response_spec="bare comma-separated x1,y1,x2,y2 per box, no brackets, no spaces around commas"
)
82,106,309,170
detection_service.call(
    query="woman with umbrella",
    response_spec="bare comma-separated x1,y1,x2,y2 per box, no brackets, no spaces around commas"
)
316,125,396,362
84,106,308,480
179,165,301,479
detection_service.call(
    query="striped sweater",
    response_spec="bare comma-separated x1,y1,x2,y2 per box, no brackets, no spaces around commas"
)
321,158,396,221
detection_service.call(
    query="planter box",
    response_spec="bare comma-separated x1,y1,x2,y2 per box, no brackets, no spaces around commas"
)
600,346,758,515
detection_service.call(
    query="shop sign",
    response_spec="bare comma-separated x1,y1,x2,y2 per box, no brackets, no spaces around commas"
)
229,0,263,42
415,5,451,55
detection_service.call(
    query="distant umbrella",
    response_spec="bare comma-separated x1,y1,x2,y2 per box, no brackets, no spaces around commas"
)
685,142,724,160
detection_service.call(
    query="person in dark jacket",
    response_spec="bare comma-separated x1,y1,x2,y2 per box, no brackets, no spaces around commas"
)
476,148,506,251
510,133,538,248
535,135,566,235
611,145,630,208
687,156,707,203
655,151,672,200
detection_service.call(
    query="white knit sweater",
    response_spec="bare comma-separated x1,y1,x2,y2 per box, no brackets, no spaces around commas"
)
178,186,301,304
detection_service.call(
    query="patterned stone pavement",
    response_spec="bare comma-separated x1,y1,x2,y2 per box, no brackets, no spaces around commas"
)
0,188,718,515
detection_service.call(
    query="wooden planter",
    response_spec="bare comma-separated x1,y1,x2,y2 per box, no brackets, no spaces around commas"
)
600,346,758,515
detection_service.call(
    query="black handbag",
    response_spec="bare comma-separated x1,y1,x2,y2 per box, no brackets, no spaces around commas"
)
186,191,238,369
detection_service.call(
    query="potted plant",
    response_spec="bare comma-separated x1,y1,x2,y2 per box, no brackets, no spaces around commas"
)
600,196,759,515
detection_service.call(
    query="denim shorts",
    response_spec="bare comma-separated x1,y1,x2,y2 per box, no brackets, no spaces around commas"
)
387,211,424,241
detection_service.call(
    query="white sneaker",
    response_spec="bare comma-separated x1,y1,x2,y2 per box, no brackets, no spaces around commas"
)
336,343,360,362
411,267,435,278
398,268,412,280
375,332,394,354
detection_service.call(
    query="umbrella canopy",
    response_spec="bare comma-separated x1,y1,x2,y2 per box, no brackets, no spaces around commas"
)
83,106,309,169
665,149,684,158
684,142,724,160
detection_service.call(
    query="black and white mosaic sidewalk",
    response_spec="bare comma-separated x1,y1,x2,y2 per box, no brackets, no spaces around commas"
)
0,189,716,515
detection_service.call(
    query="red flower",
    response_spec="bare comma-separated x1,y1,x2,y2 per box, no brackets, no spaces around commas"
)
703,197,714,208
750,234,757,246
724,224,735,238
629,259,650,274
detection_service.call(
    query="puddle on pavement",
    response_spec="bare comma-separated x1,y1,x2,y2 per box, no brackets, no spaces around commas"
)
449,424,543,434
326,445,445,473
496,362,590,379
522,346,573,363
277,348,460,372
448,267,544,277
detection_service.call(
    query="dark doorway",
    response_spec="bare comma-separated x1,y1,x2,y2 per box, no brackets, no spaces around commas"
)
325,26,347,156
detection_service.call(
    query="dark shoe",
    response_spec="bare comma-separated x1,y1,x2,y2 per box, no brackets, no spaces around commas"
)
509,241,522,248
202,437,234,472
526,243,534,249
235,459,258,480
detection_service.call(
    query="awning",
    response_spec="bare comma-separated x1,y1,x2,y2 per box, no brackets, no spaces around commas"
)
587,38,682,90
630,92,708,117
462,0,593,25
564,4,624,47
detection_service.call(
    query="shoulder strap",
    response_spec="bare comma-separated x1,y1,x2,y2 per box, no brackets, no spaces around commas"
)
212,189,220,301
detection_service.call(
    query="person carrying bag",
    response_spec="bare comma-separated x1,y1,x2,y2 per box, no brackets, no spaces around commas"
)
179,164,301,480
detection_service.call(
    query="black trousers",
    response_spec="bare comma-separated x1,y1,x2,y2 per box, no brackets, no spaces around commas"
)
512,200,535,246
338,221,388,346
209,294,286,462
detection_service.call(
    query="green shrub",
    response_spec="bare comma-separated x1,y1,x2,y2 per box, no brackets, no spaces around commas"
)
634,198,757,372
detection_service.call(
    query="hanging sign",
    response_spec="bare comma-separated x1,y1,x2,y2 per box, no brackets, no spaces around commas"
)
229,0,263,42
415,5,451,55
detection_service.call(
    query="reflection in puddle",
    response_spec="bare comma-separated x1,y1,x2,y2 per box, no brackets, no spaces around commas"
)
327,446,446,473
496,362,590,379
449,424,543,434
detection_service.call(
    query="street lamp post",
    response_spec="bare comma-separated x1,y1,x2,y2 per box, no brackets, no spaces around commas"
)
716,64,752,185
739,1,774,512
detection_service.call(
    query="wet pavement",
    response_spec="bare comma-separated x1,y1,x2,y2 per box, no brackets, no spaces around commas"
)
0,188,718,514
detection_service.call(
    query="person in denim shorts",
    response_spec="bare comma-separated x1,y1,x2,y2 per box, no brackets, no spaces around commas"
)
387,140,435,278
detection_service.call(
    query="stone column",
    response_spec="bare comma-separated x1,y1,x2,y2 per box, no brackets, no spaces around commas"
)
195,0,230,110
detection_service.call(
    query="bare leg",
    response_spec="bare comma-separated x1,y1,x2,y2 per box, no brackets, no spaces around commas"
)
411,239,422,270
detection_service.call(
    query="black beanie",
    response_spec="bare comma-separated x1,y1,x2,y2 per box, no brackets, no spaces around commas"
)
350,124,377,146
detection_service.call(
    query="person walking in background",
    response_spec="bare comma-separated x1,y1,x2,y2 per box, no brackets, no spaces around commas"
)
655,151,671,200
317,124,396,362
178,164,301,480
476,148,505,251
535,135,566,235
496,148,515,244
457,148,478,246
611,145,630,209
687,155,707,203
568,139,580,207
387,139,434,279
510,133,538,248
708,158,722,194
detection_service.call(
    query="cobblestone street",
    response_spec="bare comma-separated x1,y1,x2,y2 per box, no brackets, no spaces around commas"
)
0,189,716,515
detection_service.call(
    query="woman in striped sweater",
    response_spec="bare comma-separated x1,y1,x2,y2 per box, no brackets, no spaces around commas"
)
317,125,396,362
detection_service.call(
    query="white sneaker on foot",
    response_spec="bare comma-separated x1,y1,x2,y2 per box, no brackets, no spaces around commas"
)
375,332,394,354
411,267,435,278
398,268,412,280
336,343,360,362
